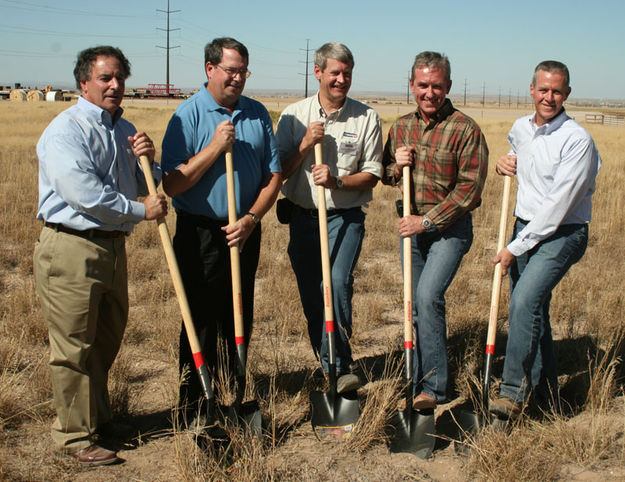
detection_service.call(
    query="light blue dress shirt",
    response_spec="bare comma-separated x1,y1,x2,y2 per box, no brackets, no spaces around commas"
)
161,85,281,219
507,110,601,256
36,96,162,233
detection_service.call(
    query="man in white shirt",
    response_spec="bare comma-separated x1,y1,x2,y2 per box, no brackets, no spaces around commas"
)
491,60,601,419
275,42,383,393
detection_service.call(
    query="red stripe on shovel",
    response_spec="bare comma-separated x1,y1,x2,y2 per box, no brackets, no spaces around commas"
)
193,351,205,369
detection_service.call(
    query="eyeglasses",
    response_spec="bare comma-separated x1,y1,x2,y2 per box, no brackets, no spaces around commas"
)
216,64,251,79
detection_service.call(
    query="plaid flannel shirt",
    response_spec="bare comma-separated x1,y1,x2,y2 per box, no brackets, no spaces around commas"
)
382,99,488,231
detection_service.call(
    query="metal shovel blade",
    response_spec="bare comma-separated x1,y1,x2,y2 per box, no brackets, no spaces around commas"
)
310,389,360,440
222,399,263,437
389,407,435,459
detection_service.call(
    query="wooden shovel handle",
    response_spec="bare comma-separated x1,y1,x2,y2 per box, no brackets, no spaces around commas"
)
314,143,335,329
138,156,204,357
485,175,513,349
402,166,413,347
138,156,215,409
225,148,245,342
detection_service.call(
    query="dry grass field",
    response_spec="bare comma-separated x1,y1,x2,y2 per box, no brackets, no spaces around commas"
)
0,99,624,481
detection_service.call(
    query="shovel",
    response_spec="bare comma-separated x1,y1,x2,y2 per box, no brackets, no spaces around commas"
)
309,143,360,441
223,147,262,435
138,155,216,423
389,165,436,459
456,174,513,435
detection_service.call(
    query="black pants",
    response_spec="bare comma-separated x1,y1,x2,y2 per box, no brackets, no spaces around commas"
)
173,211,260,411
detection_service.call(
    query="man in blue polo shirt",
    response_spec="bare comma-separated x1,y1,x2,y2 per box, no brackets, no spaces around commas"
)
161,37,281,422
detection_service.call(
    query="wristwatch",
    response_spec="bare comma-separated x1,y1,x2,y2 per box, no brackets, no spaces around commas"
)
334,176,344,190
421,215,432,230
246,212,260,224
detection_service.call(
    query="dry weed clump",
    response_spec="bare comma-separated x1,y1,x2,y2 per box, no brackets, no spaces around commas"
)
346,347,403,453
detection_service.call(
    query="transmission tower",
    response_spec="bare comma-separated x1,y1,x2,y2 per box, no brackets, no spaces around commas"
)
299,39,313,98
157,0,180,96
463,78,468,106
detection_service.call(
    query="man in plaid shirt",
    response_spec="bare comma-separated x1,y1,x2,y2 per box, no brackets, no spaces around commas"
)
382,51,488,410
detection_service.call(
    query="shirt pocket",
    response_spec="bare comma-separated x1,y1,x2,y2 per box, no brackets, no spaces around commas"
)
337,137,362,175
427,147,457,193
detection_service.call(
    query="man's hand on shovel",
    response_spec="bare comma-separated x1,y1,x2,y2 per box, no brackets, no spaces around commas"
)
221,215,255,250
493,247,515,275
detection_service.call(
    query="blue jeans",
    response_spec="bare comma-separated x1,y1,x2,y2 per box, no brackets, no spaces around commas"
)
402,214,473,402
499,220,588,405
288,207,365,374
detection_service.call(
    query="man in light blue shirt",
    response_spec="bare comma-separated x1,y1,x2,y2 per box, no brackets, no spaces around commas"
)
161,37,281,423
34,46,167,465
490,61,601,420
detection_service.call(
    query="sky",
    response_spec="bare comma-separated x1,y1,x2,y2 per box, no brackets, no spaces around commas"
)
1,0,623,100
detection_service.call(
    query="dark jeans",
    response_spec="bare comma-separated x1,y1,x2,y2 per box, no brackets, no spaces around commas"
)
288,206,365,374
173,211,260,411
401,214,473,402
500,220,588,406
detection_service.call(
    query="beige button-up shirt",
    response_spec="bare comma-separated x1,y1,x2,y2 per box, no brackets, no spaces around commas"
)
276,94,383,210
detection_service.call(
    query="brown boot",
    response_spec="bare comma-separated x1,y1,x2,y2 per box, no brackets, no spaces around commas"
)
412,393,436,410
489,396,522,420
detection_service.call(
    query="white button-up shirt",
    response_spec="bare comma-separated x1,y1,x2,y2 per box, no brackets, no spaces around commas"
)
507,109,601,256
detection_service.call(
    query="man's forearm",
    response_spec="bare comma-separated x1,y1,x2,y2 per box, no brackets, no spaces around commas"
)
338,171,379,191
162,143,223,197
281,142,315,179
247,172,283,220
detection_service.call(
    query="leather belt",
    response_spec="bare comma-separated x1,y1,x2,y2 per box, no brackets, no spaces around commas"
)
296,205,358,218
44,222,126,239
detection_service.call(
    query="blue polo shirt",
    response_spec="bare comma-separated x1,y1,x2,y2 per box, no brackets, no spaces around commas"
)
161,85,281,219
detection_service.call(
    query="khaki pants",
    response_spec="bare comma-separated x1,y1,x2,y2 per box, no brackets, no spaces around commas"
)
34,226,128,453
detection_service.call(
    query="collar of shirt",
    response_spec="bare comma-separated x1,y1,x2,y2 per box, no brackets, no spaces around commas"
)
529,108,569,136
314,91,348,123
414,98,455,127
200,83,252,119
77,96,123,127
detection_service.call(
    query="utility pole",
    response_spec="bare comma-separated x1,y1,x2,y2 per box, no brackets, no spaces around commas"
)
299,39,313,98
481,82,486,106
498,87,501,107
463,78,468,106
157,0,180,96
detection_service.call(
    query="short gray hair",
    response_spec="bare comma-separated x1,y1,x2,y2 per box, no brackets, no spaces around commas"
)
532,60,570,88
410,51,451,82
315,42,354,71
